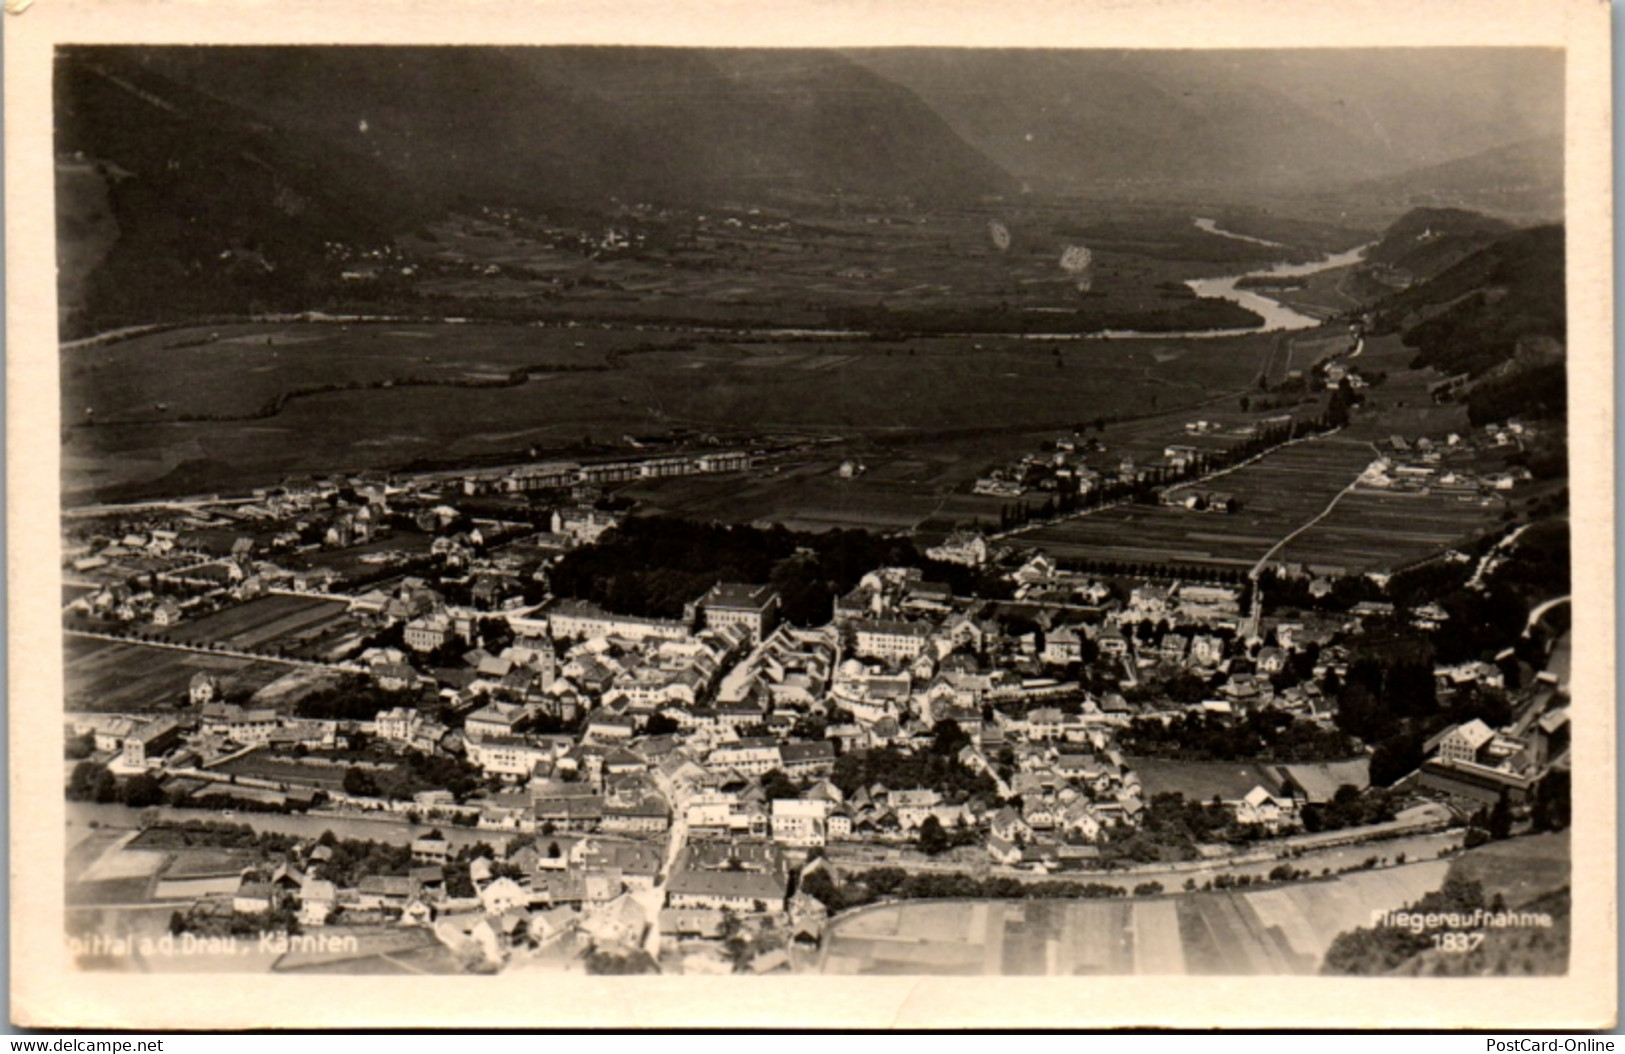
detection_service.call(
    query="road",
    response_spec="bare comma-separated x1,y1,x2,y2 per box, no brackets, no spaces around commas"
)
1524,594,1571,636
67,801,517,851
1467,522,1531,590
638,767,693,960
828,806,1460,894
65,628,365,675
1250,465,1361,578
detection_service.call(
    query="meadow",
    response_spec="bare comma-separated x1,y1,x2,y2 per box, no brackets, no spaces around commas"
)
65,324,1279,502
64,635,342,714
63,320,625,424
1019,434,1382,571
63,197,1377,503
818,861,1451,976
166,594,352,652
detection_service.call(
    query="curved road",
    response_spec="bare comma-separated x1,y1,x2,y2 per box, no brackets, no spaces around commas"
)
1524,594,1571,636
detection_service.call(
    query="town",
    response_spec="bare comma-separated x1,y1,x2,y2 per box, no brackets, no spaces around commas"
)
63,433,1570,975
51,43,1574,988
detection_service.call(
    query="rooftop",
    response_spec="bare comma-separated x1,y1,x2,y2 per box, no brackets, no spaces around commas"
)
703,582,778,612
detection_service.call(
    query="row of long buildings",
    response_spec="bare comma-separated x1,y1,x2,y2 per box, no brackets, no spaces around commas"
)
460,451,755,496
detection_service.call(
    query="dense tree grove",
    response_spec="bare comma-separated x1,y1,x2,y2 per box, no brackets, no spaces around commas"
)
829,746,997,804
1121,710,1360,764
798,865,1131,912
1099,792,1239,864
343,752,482,802
310,829,415,890
548,517,1003,626
1530,769,1571,833
1299,786,1397,833
583,948,660,975
67,760,118,803
295,676,415,722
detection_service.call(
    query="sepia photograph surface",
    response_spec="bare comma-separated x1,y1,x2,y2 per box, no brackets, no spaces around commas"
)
8,0,1616,1031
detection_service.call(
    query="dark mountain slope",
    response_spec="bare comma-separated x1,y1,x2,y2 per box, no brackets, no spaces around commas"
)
84,47,1015,209
55,50,434,334
1345,136,1563,221
1364,208,1514,267
847,49,1562,197
1364,222,1565,424
56,46,1016,335
1354,207,1516,291
1374,224,1564,375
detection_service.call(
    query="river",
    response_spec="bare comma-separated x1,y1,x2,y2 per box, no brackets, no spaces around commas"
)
1183,218,1373,334
970,225,1372,342
1192,216,1287,249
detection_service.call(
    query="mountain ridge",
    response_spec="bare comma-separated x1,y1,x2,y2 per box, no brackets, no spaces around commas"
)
56,46,1019,333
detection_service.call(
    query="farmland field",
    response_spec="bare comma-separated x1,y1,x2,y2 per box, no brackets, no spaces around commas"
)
166,594,352,652
63,637,294,714
1272,487,1504,571
210,753,355,792
1443,831,1570,906
1017,433,1381,571
1015,416,1506,575
818,861,1450,976
63,321,626,424
65,322,1280,502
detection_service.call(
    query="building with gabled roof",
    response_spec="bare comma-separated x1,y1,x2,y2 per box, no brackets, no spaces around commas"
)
695,582,781,644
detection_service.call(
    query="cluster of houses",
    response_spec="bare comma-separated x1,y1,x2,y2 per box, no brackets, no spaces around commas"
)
1355,444,1528,501
969,416,1312,510
63,471,552,630
71,541,1369,839
66,457,1577,974
970,433,1116,503
201,826,805,972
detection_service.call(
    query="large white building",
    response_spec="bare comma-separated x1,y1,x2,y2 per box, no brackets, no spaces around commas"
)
853,620,933,662
696,583,780,645
546,599,689,643
1436,719,1496,767
466,735,551,779
770,798,830,847
707,740,782,777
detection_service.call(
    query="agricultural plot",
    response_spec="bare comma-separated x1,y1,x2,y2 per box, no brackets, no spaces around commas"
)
66,837,170,907
1018,434,1379,571
64,637,289,713
819,861,1453,976
62,321,625,424
167,595,352,652
66,323,1274,502
210,753,354,792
